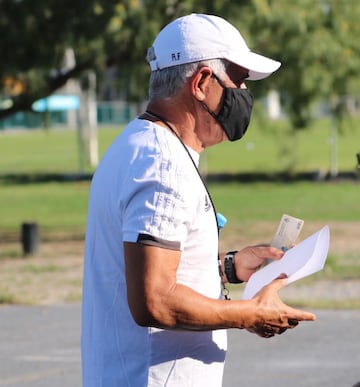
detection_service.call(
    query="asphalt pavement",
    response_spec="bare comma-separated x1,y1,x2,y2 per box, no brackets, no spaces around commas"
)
0,304,359,387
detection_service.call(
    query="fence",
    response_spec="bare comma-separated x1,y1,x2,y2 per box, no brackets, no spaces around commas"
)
0,101,136,130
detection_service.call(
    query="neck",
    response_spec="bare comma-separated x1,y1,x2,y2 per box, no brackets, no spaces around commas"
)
145,110,181,137
144,102,203,152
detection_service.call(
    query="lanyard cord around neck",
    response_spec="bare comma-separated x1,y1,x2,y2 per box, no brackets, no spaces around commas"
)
145,110,219,229
145,110,230,299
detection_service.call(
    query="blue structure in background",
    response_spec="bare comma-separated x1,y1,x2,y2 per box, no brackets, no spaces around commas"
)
32,95,80,112
0,98,132,130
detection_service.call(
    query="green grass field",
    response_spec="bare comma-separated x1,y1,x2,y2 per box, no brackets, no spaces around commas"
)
0,179,359,233
1,116,359,174
209,181,360,223
203,115,360,174
0,118,359,234
0,120,359,305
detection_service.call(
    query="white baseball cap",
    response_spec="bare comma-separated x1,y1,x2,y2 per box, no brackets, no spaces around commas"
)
147,13,281,80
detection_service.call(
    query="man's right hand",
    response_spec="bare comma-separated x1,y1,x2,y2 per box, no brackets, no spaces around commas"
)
245,274,316,338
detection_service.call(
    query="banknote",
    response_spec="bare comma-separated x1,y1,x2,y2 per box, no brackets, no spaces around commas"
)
271,214,304,252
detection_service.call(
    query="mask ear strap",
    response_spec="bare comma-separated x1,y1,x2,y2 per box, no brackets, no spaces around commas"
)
198,72,225,120
199,101,218,120
211,73,225,88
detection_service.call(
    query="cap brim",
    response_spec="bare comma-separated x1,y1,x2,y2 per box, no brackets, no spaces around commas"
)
229,51,281,81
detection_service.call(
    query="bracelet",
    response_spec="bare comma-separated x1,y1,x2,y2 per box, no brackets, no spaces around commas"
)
224,251,243,284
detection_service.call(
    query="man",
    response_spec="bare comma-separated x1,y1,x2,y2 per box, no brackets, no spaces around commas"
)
82,13,315,386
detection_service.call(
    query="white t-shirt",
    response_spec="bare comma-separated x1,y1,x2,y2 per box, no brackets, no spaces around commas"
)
82,118,227,386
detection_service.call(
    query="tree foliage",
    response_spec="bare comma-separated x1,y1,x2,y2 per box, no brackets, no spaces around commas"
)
0,0,246,117
244,0,360,129
0,0,119,118
0,0,359,132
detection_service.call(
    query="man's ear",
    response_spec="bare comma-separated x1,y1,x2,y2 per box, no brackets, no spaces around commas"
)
191,67,213,101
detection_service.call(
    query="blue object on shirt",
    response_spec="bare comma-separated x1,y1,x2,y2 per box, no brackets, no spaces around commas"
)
216,213,227,230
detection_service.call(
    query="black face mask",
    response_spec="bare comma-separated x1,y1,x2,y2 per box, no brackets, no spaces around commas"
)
201,75,254,142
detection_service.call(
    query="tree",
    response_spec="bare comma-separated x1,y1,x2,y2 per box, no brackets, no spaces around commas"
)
0,0,253,120
241,0,360,174
0,0,262,118
0,0,118,119
1,0,359,173
247,0,360,124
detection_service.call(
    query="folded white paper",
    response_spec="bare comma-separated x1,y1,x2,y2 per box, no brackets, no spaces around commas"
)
242,226,330,300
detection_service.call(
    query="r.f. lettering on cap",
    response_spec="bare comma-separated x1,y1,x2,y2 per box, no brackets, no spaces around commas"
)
171,52,181,62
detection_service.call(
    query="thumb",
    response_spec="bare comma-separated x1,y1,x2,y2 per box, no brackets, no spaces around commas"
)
267,273,289,293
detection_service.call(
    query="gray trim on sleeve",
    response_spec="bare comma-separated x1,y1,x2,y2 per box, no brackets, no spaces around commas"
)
136,233,181,251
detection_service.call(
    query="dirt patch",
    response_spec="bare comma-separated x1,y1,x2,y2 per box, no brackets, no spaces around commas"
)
0,240,84,305
0,221,359,306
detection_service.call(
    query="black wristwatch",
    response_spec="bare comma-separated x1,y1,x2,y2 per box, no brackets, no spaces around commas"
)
224,251,243,283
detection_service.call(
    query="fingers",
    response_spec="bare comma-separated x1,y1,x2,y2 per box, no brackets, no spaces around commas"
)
248,272,316,340
248,245,285,260
284,303,316,322
246,327,275,339
248,324,288,339
252,317,304,339
291,310,316,322
287,318,299,328
263,324,286,336
233,246,286,282
265,273,289,293
259,276,317,322
262,331,275,339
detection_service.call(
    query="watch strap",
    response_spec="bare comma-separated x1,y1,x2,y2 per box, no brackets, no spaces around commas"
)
224,251,243,283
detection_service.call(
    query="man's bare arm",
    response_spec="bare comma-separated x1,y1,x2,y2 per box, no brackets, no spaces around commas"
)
124,242,315,337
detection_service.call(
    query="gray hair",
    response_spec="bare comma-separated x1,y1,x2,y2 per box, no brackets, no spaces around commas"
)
147,59,228,101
